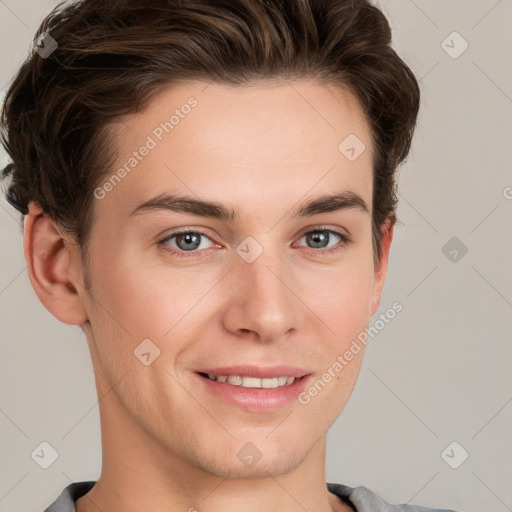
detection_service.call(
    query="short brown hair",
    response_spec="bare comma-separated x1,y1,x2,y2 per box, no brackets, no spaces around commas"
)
1,0,420,270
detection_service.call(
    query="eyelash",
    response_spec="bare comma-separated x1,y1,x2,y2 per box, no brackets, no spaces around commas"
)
157,227,351,259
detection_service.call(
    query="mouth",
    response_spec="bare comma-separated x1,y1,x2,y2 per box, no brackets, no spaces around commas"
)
197,372,304,389
194,369,313,412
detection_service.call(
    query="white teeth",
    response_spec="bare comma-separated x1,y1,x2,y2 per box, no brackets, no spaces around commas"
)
205,374,297,388
227,375,242,386
261,377,279,389
242,376,261,388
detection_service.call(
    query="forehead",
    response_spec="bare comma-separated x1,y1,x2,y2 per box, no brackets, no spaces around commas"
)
98,79,374,224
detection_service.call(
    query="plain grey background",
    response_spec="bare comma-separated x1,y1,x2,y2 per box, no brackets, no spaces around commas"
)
1,1,511,511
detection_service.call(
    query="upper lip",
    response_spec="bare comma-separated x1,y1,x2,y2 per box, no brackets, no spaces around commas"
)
195,365,311,379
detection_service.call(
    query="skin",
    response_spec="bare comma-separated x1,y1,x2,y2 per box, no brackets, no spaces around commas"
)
24,79,393,512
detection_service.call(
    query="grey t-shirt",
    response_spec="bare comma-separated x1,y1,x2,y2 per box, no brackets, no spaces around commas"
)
42,480,462,512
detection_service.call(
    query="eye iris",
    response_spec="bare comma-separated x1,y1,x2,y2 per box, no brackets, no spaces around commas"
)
307,231,329,249
176,232,201,251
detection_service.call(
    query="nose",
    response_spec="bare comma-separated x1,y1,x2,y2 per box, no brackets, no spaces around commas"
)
221,242,303,343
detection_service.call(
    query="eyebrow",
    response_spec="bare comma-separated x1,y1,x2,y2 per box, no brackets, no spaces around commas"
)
128,190,369,221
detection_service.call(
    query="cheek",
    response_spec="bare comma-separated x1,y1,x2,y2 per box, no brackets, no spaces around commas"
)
89,248,179,337
81,248,170,374
300,252,375,339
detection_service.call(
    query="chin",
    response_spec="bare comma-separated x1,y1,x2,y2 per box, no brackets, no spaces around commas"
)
194,442,307,480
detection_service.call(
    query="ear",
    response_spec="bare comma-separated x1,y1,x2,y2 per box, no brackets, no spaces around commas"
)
369,219,394,316
23,202,89,325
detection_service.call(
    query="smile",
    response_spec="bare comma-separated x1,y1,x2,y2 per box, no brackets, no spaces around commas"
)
200,373,296,388
195,371,312,412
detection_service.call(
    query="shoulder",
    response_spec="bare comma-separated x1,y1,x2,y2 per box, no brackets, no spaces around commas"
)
42,481,96,512
327,482,464,512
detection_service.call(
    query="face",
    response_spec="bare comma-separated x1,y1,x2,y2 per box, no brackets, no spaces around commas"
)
70,79,391,478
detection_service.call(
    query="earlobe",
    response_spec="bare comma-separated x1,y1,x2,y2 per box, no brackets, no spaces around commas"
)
370,220,394,316
23,202,89,325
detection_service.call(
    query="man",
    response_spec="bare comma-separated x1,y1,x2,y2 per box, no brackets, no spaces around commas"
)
1,0,461,511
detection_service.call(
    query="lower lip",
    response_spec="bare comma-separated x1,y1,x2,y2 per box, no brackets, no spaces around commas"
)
195,373,312,412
